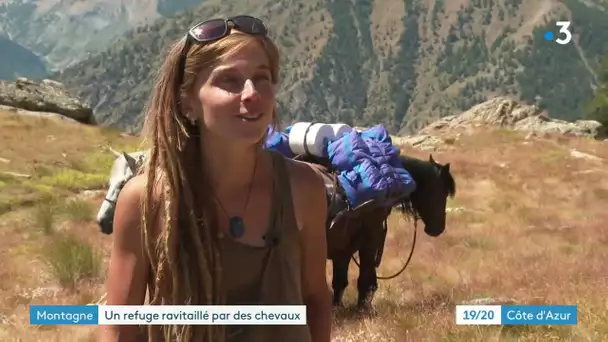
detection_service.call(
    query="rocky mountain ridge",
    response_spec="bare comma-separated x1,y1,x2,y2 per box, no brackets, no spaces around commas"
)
0,0,204,70
1,78,603,146
51,0,608,134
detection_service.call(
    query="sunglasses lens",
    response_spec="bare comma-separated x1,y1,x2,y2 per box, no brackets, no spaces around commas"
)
231,16,267,35
190,19,227,41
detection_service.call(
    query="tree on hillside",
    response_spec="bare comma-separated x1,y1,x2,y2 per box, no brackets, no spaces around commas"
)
585,53,608,137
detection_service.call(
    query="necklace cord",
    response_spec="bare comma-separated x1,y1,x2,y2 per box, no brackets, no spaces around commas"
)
213,151,259,238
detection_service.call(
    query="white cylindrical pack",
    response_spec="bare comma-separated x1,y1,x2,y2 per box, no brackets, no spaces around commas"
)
288,122,312,155
329,123,353,140
288,122,334,157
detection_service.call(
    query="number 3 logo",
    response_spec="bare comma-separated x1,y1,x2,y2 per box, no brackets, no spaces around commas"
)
556,21,572,45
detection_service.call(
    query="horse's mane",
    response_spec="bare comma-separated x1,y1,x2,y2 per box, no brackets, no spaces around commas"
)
444,170,456,197
397,154,432,175
399,154,456,200
395,154,458,221
399,154,455,191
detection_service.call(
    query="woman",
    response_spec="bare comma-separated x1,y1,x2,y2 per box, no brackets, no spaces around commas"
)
101,15,332,342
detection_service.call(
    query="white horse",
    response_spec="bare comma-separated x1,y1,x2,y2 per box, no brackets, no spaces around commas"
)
96,147,148,234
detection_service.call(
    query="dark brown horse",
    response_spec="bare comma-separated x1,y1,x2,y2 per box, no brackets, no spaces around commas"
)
297,153,456,310
98,148,455,311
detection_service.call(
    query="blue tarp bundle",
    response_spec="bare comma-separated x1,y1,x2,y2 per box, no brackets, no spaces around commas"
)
263,124,416,208
264,125,294,158
327,125,416,208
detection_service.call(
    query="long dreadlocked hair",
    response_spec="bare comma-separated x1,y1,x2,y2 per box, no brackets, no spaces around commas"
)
138,29,280,342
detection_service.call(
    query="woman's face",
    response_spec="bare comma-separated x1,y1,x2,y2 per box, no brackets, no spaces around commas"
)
191,40,276,146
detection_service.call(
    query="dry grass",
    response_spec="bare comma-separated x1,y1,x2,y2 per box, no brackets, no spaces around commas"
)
0,110,607,341
330,128,608,341
0,110,140,341
0,109,142,214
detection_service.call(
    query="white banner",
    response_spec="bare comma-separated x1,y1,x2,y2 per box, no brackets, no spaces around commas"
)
98,305,307,325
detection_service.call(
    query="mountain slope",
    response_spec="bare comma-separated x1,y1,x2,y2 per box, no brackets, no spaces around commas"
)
0,105,607,341
55,0,608,134
0,0,206,70
0,35,48,80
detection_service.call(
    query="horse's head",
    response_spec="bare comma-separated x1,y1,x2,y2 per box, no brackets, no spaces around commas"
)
399,154,456,237
96,147,146,234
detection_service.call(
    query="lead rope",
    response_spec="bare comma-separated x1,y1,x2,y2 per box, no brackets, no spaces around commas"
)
351,211,418,280
374,218,389,267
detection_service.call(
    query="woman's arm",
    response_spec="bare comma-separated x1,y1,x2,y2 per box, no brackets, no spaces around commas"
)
291,161,332,342
98,175,150,342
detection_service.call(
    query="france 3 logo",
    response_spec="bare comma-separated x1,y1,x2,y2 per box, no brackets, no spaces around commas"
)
544,21,572,45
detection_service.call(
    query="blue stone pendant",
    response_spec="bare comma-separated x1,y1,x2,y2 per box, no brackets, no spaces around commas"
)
229,216,245,239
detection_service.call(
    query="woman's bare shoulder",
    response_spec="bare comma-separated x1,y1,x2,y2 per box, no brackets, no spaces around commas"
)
284,158,327,208
120,173,146,200
119,170,165,203
113,172,163,237
112,174,146,235
283,157,328,245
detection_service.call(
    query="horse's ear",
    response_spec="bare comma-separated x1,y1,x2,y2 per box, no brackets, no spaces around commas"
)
444,163,450,172
123,152,138,171
429,154,436,164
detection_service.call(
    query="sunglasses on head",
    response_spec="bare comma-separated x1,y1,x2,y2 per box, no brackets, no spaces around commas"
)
176,15,268,88
188,15,268,43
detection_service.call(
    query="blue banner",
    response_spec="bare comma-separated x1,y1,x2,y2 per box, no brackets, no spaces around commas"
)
30,305,98,325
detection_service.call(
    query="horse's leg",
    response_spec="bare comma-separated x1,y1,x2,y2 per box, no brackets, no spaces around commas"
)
356,211,388,311
331,252,351,307
356,240,378,311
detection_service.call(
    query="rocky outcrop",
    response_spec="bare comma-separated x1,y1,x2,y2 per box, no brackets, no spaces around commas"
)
393,97,605,151
418,97,603,139
0,78,94,124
